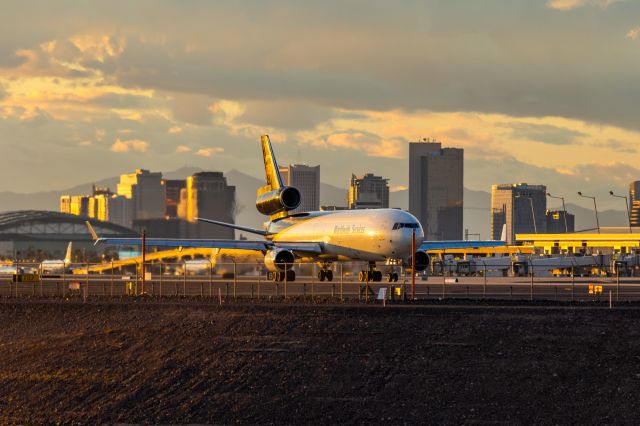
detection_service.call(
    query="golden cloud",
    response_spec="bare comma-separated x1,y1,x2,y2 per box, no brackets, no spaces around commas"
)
546,0,621,10
195,147,224,157
110,138,149,153
175,145,191,153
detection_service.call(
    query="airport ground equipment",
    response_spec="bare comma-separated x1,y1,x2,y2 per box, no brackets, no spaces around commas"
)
517,233,640,255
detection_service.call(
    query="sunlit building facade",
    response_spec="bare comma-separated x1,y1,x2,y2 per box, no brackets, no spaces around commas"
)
116,169,165,220
177,172,235,238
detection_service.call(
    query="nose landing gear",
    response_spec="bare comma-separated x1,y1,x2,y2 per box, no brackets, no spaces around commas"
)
386,272,399,282
358,263,383,282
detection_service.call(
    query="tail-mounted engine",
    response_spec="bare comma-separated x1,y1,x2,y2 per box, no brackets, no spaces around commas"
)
264,248,295,272
410,251,430,272
256,186,301,217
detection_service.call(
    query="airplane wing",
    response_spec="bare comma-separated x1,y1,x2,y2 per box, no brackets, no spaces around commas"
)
92,237,270,251
274,242,323,254
86,221,322,254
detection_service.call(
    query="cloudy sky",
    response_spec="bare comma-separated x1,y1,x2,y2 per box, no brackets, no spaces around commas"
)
1,0,639,209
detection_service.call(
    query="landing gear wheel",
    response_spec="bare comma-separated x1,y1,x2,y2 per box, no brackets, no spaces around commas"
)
387,273,394,283
373,271,383,282
393,272,399,282
325,270,333,282
285,270,295,282
318,270,326,281
358,271,367,282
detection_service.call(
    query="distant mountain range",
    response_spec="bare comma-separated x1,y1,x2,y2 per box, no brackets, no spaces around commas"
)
0,168,631,239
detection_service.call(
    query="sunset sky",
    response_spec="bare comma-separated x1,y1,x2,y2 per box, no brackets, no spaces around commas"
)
1,0,639,209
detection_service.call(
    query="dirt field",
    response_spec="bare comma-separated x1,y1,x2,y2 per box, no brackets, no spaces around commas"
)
1,299,640,424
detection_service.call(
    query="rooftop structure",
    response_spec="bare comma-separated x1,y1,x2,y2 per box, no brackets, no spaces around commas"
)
348,173,389,209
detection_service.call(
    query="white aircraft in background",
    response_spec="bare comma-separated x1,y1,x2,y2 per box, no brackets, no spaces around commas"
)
40,242,73,275
89,135,428,283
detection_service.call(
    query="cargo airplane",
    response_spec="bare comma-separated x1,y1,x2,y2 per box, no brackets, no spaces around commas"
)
88,135,429,282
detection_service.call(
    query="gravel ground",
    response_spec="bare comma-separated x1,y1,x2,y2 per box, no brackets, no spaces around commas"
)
1,299,640,425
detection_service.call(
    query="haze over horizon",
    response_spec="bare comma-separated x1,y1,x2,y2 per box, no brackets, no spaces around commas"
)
1,1,639,210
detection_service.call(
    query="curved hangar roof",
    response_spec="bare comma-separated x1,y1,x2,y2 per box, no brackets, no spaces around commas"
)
0,210,137,240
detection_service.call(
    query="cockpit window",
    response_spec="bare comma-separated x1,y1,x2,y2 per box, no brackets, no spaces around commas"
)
392,222,420,230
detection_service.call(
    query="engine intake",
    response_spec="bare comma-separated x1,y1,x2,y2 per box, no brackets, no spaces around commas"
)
256,186,301,216
264,248,295,272
411,251,430,272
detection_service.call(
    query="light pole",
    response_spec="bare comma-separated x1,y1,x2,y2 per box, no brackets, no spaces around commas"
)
547,193,568,233
578,192,600,234
515,193,537,234
609,190,632,233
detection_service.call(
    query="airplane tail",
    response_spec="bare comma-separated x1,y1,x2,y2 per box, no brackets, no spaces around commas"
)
259,135,284,192
64,242,73,264
255,135,301,219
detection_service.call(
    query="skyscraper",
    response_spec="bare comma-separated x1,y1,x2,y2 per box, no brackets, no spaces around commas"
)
348,173,389,209
630,181,640,227
177,172,235,238
408,139,463,240
279,164,320,213
491,183,547,244
116,169,165,220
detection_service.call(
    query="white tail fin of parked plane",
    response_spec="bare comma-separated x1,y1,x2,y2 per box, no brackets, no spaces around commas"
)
500,224,507,243
64,242,73,265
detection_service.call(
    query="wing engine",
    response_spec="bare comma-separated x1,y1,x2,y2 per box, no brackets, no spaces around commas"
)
264,248,295,272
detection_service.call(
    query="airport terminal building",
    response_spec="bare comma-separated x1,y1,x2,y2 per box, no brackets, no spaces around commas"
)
0,210,137,261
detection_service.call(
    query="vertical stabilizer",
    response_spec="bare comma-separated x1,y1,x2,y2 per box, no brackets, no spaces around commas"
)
64,242,73,265
500,224,507,242
260,135,284,191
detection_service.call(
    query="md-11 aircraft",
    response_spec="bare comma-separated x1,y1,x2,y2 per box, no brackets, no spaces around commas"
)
88,135,429,283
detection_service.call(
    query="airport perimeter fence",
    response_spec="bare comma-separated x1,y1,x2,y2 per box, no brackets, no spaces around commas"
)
0,261,638,303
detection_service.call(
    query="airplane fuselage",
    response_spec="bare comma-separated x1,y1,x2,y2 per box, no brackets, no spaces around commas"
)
267,208,424,262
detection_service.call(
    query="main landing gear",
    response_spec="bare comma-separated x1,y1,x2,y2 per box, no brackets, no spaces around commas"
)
357,264,400,282
268,270,295,282
317,269,333,282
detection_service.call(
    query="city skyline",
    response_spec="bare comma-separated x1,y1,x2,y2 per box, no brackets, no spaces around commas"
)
0,1,638,212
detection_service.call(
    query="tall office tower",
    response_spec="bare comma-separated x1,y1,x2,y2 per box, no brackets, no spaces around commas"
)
630,181,640,227
546,210,575,234
348,173,389,209
491,183,547,244
116,169,165,220
408,139,464,240
279,164,320,213
60,195,90,217
105,195,134,228
178,172,236,238
164,179,186,218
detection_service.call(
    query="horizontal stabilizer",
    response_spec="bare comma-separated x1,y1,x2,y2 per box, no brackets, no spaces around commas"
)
196,217,269,236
